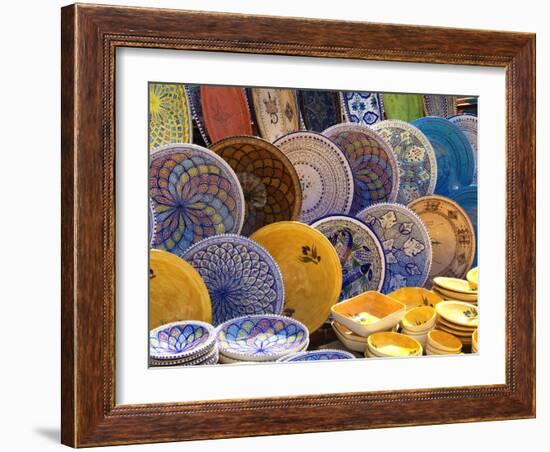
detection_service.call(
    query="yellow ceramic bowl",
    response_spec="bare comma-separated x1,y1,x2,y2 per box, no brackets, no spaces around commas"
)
366,332,422,358
427,329,463,353
433,277,477,295
387,287,444,308
436,301,479,328
401,306,436,332
467,267,478,290
250,221,342,333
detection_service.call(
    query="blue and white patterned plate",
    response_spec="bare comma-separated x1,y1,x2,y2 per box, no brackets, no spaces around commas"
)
182,235,285,326
278,349,355,362
448,114,478,183
449,184,478,267
216,314,309,362
340,91,384,126
149,344,219,367
311,215,386,299
149,321,216,361
411,117,475,197
356,203,432,293
149,144,245,256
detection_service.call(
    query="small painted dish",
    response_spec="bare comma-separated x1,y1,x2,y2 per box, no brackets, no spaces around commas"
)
366,332,422,358
149,344,219,367
401,306,436,332
427,329,463,353
387,287,444,308
435,301,479,328
149,321,216,361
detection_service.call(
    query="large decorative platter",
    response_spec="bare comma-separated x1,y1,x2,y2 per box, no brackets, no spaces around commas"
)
340,91,384,126
149,321,216,361
448,184,478,266
381,93,425,122
274,132,354,223
182,235,285,326
148,83,193,151
356,203,432,293
184,84,211,146
372,119,438,204
322,123,399,213
278,349,355,362
411,117,475,196
423,95,457,118
297,90,342,132
200,86,252,143
149,249,212,329
149,144,245,255
149,198,157,247
210,136,302,236
216,314,309,362
311,215,386,299
250,88,300,142
448,114,478,183
250,222,343,333
408,195,476,283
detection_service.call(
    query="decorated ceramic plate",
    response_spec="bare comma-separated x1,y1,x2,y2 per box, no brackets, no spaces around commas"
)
200,86,252,143
371,120,438,204
216,314,309,362
322,123,399,213
184,84,210,145
423,95,457,118
381,93,425,122
278,349,355,362
149,83,193,151
340,91,384,126
411,117,475,196
250,88,300,142
149,144,245,255
182,235,285,326
448,114,478,183
250,222,343,333
149,321,216,361
356,203,432,293
311,215,385,299
210,136,302,236
408,195,476,283
149,249,212,329
274,132,354,223
435,301,479,328
297,90,342,132
149,198,157,247
149,344,219,367
448,184,478,266
367,332,422,357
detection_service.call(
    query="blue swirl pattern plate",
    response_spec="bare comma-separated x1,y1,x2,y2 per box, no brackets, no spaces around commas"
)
278,349,355,362
149,321,216,362
183,235,285,326
340,91,384,126
357,203,432,293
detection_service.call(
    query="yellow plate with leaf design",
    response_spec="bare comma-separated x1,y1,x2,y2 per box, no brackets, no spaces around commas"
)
366,332,422,357
387,287,444,308
250,221,342,333
435,301,478,328
433,276,477,295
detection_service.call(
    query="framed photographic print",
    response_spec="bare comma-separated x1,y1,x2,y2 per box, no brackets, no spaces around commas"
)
61,3,536,447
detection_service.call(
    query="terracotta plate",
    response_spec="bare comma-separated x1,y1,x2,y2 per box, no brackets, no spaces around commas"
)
298,90,342,132
250,88,300,142
340,91,385,126
381,93,425,122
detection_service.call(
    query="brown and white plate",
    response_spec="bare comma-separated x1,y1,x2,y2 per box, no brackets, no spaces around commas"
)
250,88,300,142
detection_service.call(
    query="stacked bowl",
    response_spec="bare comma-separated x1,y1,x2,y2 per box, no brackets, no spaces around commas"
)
426,329,463,355
365,332,423,358
435,301,478,348
399,306,437,350
432,276,478,305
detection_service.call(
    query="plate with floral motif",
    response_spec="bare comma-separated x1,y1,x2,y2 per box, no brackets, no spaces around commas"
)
340,91,384,126
149,321,216,361
250,88,300,142
356,203,432,293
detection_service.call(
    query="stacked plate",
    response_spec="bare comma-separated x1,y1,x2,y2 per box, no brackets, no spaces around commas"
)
331,320,399,353
365,332,423,358
149,321,219,367
277,349,355,363
400,306,437,350
435,301,478,347
426,329,463,355
432,276,478,305
216,315,309,364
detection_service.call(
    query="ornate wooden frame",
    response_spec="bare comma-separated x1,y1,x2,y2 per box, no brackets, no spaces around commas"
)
61,3,536,447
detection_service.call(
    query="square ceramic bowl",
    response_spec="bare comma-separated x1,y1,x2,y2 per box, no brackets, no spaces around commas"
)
331,291,407,337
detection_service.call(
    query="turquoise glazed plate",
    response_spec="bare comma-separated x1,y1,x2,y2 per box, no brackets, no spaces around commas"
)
278,349,355,362
340,91,384,126
449,184,478,266
448,114,478,183
149,321,216,362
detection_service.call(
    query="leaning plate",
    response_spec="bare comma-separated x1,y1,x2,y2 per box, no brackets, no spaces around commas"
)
448,114,478,183
274,132,354,223
149,83,193,151
381,93,425,122
297,90,342,132
149,321,216,361
311,215,386,299
449,184,478,267
423,95,457,118
216,314,309,362
408,195,476,283
340,91,384,126
250,222,343,333
149,144,245,255
322,123,399,213
278,349,355,362
182,235,285,326
149,249,212,329
411,117,475,196
356,203,432,293
250,88,300,142
371,120,437,204
210,136,302,236
185,84,210,146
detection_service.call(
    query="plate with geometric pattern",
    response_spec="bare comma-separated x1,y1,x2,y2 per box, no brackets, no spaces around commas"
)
340,91,384,126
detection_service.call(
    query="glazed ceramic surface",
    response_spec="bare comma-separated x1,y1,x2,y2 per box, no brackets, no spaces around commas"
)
216,314,309,361
311,215,385,298
149,199,157,247
340,91,384,126
411,117,475,196
322,123,399,213
298,90,341,132
356,203,432,292
371,120,437,204
149,83,193,151
149,144,245,255
409,195,476,282
149,249,212,329
250,88,300,142
448,114,478,183
250,222,343,333
210,136,302,236
436,301,479,328
387,287,444,308
149,321,216,361
427,329,463,353
467,267,478,290
185,84,210,145
274,132,354,223
149,344,219,366
367,332,422,357
433,276,477,295
381,93,425,122
182,235,284,326
449,184,478,266
279,349,355,362
423,95,457,118
200,86,252,143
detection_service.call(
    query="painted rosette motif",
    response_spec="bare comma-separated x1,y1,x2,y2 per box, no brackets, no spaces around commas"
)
149,144,245,256
448,114,478,183
322,123,399,214
182,235,285,326
340,91,384,126
356,203,432,293
311,215,385,300
149,321,216,361
148,83,193,151
298,90,342,132
372,120,438,204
